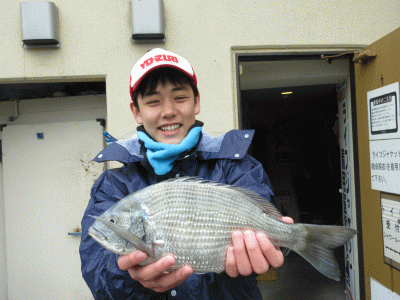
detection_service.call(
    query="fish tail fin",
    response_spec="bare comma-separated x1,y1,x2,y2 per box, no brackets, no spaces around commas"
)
294,224,357,281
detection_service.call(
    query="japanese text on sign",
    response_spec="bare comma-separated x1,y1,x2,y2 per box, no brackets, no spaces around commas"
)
370,92,398,135
370,140,400,193
368,83,400,194
382,194,400,270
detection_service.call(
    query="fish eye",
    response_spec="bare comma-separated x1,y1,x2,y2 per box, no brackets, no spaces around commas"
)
109,216,118,224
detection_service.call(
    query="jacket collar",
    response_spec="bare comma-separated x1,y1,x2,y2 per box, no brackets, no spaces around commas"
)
93,129,254,165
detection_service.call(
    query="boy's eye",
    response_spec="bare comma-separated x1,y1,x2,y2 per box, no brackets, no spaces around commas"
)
146,100,159,105
176,96,188,101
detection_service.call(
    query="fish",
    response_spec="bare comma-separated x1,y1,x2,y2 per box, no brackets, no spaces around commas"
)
88,177,357,281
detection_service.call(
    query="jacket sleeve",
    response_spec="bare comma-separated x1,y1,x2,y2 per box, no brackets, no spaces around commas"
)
79,169,163,300
221,154,275,204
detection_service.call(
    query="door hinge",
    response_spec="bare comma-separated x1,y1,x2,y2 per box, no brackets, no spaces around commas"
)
96,118,106,127
352,48,376,63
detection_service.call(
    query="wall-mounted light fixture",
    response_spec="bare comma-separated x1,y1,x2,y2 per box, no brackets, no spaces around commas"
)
281,91,293,99
130,0,165,43
20,2,60,48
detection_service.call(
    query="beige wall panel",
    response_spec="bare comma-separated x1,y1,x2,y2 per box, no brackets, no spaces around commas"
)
0,0,399,139
22,0,125,77
0,0,24,79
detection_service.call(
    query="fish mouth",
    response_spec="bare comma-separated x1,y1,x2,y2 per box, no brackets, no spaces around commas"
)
89,226,107,241
89,225,128,255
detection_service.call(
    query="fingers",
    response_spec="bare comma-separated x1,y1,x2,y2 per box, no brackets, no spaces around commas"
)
281,216,294,224
244,231,269,274
256,233,284,269
225,246,239,277
230,231,270,276
231,231,253,276
133,263,192,293
118,251,193,293
118,250,147,270
129,255,176,281
228,223,293,277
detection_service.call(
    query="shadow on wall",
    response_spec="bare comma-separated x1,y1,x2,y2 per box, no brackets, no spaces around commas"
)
0,82,106,102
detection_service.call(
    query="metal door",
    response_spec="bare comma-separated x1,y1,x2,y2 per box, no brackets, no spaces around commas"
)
2,120,104,299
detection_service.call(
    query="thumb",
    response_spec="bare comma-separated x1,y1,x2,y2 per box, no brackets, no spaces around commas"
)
281,216,294,224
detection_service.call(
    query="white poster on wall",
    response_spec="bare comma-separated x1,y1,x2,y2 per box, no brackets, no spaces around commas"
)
368,82,400,193
381,194,400,270
371,277,400,300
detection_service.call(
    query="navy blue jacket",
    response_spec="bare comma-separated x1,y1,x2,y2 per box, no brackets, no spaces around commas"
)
79,129,274,299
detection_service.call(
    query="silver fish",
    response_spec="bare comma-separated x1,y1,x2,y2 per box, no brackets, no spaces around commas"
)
89,177,356,281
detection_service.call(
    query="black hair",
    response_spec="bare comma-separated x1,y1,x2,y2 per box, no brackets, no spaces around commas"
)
132,67,199,109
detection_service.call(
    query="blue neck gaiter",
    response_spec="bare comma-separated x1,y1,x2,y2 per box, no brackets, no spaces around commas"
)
137,126,202,175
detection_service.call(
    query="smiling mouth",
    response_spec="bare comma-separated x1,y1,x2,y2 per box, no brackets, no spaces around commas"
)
159,124,181,132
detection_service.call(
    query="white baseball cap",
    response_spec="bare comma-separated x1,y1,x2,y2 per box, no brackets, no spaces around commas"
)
129,48,197,101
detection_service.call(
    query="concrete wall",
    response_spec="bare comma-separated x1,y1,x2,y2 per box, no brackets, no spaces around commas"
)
0,162,7,300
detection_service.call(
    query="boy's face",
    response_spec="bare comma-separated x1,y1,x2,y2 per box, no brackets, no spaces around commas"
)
130,80,200,144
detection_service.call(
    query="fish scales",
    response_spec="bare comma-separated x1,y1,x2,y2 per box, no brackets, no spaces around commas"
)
148,182,252,272
149,180,276,272
89,177,357,281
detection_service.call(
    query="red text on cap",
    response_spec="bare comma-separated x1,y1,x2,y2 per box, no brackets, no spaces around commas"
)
140,55,179,69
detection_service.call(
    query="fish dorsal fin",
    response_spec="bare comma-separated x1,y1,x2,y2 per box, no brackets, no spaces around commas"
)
227,184,283,220
162,176,283,220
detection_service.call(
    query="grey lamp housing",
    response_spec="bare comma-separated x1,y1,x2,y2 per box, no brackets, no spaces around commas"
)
20,2,60,48
130,0,165,43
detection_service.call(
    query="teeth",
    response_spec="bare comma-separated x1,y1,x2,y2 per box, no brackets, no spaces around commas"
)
161,124,181,132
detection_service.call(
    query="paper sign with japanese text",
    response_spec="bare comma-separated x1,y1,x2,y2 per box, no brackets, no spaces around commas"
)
368,82,400,193
382,193,400,270
370,139,400,193
368,82,399,141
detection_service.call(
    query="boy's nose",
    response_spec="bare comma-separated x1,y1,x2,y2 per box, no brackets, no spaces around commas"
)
161,99,177,117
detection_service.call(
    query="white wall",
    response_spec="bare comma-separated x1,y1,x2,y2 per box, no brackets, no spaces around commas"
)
0,161,8,300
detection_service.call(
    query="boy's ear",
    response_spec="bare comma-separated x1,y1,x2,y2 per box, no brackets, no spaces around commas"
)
130,102,143,124
195,95,201,115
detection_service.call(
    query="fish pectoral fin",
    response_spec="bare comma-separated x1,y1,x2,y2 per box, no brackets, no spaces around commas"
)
89,215,153,257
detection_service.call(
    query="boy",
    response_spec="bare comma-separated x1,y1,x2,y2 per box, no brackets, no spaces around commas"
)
80,48,293,299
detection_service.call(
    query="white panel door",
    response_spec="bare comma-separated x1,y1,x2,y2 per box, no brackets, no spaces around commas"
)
3,120,104,300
